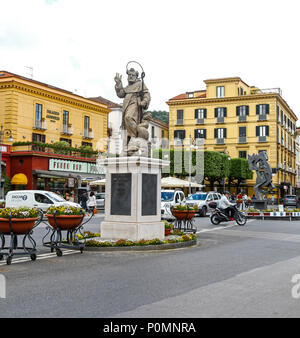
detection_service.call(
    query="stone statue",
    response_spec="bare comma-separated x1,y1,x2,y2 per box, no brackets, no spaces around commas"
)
114,63,151,157
248,151,275,200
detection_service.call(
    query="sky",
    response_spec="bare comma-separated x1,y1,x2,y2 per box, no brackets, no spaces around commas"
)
1,0,300,118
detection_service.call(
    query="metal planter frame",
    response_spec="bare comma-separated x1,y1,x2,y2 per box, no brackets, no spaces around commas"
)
42,211,94,256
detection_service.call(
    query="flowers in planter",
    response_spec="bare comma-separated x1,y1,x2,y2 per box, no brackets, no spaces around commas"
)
0,207,39,219
164,221,173,230
46,205,84,215
172,204,198,211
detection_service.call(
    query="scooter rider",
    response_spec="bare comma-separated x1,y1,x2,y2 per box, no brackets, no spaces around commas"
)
219,191,236,220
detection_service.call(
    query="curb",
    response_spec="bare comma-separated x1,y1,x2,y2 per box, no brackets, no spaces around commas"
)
84,239,197,252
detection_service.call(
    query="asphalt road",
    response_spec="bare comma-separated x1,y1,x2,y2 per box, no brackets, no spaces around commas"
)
1,215,300,318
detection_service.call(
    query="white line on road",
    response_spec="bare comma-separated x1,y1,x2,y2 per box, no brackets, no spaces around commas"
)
196,219,255,234
0,249,81,265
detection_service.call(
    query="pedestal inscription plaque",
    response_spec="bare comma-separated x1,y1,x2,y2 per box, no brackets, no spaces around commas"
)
111,173,132,215
142,173,157,216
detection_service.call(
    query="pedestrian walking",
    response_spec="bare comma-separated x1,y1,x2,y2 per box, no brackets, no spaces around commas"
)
271,195,275,206
80,192,88,212
87,191,97,214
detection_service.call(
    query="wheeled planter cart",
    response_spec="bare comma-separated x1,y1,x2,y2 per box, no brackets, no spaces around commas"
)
0,213,43,265
42,211,93,256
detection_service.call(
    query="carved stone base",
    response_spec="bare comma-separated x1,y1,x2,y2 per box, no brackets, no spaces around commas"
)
253,200,268,210
122,137,151,157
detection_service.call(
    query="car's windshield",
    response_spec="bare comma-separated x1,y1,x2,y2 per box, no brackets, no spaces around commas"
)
286,196,296,199
161,191,174,201
187,194,207,201
44,192,66,202
96,194,105,199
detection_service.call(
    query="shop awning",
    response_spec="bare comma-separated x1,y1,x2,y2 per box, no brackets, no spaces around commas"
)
90,179,106,186
33,169,80,179
161,176,204,188
11,173,28,185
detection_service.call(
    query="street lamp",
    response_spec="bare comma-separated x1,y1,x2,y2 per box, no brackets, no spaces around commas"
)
0,125,13,199
188,135,198,196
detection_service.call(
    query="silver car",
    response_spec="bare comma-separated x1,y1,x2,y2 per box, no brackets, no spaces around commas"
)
95,193,105,210
186,192,222,216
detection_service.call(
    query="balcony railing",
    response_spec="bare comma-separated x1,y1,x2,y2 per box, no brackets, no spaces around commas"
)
238,115,247,122
251,88,282,96
258,136,267,142
11,142,97,159
33,119,47,130
176,119,184,126
196,118,204,124
258,114,267,121
215,138,225,145
61,124,73,135
216,116,224,124
238,137,247,144
83,129,94,139
175,138,183,146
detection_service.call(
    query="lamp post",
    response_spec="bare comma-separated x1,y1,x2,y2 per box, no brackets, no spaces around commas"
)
188,135,198,196
0,125,13,199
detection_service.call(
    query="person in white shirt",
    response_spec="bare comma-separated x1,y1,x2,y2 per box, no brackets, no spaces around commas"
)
87,191,97,214
219,191,236,219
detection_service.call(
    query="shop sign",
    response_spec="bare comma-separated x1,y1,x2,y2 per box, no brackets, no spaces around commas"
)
46,110,60,121
49,159,88,173
49,159,105,174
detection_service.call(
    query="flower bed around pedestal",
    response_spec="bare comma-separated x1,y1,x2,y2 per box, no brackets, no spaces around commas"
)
76,231,197,250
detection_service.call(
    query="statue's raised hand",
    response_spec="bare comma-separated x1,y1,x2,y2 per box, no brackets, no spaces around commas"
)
114,73,122,86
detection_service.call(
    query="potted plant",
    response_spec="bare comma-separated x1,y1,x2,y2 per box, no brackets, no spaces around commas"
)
164,221,173,236
0,207,39,234
46,206,85,230
171,204,198,220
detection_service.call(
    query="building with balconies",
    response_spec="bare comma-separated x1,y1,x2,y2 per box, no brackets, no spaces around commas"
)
167,77,297,197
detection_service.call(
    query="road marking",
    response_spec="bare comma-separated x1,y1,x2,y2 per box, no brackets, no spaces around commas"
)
196,219,255,234
0,249,80,265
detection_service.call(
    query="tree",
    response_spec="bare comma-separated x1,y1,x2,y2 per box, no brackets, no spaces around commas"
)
148,110,169,124
228,158,253,193
204,151,230,191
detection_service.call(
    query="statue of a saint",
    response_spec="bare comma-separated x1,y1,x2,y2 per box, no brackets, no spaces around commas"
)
114,65,151,157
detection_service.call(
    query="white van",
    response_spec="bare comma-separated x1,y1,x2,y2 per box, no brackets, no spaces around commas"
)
5,190,81,212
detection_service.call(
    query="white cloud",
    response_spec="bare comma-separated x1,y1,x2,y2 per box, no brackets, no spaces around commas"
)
0,0,300,116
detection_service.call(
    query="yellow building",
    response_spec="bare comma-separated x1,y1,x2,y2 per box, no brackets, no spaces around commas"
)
167,77,298,197
0,70,110,150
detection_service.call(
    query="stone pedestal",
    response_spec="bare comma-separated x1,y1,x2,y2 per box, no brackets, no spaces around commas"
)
99,156,169,241
253,200,268,210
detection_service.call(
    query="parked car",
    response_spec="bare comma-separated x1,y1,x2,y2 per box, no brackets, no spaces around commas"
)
282,195,300,208
95,192,105,210
161,189,186,220
5,190,81,213
186,192,222,217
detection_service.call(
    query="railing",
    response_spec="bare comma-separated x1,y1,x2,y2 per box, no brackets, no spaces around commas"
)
258,114,267,121
238,137,247,144
258,136,267,142
33,120,47,130
196,118,204,124
176,119,184,126
83,129,94,139
216,116,224,124
62,125,73,135
238,115,247,122
215,138,225,145
251,88,282,96
11,143,97,159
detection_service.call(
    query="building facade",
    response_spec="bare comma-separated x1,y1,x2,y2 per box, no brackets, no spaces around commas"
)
0,70,111,197
149,117,169,151
167,77,297,197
